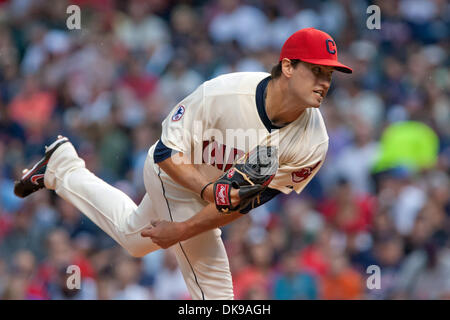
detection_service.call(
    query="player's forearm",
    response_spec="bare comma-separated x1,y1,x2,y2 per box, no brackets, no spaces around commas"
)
158,153,212,199
178,203,243,241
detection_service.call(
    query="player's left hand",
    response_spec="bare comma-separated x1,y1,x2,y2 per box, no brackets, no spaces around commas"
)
212,145,278,213
140,220,184,249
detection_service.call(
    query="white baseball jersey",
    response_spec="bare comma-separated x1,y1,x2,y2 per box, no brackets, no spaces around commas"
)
46,71,330,300
157,72,329,195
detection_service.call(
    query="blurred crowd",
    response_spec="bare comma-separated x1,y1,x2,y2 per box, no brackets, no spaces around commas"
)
0,0,449,300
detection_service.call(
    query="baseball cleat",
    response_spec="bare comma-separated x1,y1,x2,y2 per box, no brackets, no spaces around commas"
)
14,135,69,198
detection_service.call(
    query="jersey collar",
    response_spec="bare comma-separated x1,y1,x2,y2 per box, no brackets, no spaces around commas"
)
255,76,284,132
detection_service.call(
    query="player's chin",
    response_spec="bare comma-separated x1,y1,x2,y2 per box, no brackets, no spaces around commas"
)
307,99,322,108
311,95,324,108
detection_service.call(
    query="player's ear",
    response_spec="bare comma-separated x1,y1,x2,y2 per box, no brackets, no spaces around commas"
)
281,58,294,78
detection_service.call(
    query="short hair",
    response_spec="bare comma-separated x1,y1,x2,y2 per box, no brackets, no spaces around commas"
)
270,59,301,79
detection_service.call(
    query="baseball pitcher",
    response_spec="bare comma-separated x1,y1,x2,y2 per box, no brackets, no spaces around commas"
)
14,28,352,300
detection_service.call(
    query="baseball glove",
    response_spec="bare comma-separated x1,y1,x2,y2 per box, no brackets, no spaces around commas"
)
213,145,278,213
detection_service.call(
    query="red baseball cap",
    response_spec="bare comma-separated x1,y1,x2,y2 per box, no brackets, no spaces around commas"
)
279,28,352,74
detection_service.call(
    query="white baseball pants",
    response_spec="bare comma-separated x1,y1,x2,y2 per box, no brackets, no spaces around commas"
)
44,141,234,300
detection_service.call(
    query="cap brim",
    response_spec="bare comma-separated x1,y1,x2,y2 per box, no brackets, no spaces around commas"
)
300,58,353,74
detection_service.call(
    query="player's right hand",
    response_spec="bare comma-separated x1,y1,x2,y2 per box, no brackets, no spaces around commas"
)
140,220,186,249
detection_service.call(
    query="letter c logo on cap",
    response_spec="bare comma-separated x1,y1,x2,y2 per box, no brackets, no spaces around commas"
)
326,39,336,54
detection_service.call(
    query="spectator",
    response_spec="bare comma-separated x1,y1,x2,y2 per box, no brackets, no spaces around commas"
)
10,250,47,299
273,250,318,300
152,250,189,300
113,254,151,300
8,74,55,139
208,0,269,52
333,119,379,194
320,252,364,299
0,202,49,262
114,0,170,52
366,234,405,299
318,177,375,235
233,240,276,300
394,242,450,299
47,265,97,300
159,54,203,110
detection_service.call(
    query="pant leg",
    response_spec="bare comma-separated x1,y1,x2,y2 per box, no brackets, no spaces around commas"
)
143,155,234,300
44,141,160,257
44,140,234,299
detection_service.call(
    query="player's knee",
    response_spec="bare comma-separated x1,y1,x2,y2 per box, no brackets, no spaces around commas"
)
126,247,146,258
123,241,159,258
124,242,150,258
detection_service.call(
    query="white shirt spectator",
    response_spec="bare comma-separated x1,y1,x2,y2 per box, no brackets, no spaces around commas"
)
209,5,269,51
153,250,189,300
266,16,296,50
114,284,152,300
153,267,189,300
115,14,170,51
292,9,322,31
392,184,427,235
159,65,203,110
50,278,98,300
399,0,438,23
334,141,379,194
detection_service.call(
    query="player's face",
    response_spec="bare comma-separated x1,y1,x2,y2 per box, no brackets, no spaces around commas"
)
287,61,334,108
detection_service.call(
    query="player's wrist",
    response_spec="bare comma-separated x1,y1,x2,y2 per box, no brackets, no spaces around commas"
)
200,182,214,203
178,220,194,241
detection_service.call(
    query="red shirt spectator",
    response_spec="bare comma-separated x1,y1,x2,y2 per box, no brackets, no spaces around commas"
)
318,180,375,234
9,76,55,137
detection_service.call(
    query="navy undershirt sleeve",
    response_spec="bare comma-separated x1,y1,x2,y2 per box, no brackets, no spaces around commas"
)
239,187,281,214
153,139,175,163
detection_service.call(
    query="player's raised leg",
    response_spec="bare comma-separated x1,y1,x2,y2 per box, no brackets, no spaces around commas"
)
14,135,159,257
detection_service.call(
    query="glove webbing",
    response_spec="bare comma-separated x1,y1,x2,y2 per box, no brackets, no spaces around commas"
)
233,167,264,207
233,168,255,186
234,168,263,209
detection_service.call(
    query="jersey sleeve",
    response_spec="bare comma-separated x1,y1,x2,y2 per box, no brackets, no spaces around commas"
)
159,84,206,157
269,140,328,195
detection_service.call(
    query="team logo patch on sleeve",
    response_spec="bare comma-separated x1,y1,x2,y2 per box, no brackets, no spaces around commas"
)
172,105,185,121
291,161,322,183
